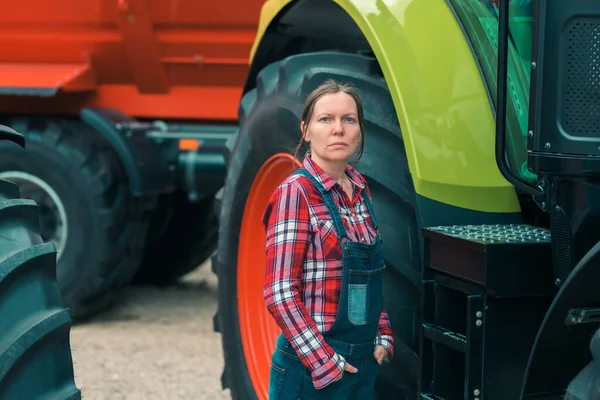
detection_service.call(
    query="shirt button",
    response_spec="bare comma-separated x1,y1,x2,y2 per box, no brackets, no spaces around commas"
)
361,237,366,242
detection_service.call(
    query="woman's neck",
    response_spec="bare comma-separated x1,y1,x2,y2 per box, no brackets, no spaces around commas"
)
310,154,347,185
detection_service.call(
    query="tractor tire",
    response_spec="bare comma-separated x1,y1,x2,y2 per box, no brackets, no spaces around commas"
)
214,51,421,400
0,178,81,400
0,118,149,319
132,192,218,285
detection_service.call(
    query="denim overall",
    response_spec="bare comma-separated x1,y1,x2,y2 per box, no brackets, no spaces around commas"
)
268,168,385,400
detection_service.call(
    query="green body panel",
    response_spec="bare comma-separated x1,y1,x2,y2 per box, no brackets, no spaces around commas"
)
250,0,522,213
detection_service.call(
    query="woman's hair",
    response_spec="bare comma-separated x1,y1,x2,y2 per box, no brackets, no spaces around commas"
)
292,79,366,164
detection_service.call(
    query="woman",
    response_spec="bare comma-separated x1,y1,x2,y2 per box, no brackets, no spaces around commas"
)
262,79,394,399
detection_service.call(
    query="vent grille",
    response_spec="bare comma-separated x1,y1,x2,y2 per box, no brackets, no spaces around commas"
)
550,206,574,283
563,19,600,137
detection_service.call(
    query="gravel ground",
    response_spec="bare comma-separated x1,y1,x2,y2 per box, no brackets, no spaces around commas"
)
70,260,231,400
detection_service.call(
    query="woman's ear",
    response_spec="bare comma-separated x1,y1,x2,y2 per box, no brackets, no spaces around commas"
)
301,121,310,142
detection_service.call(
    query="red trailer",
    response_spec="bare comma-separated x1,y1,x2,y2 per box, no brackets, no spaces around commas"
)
0,0,265,319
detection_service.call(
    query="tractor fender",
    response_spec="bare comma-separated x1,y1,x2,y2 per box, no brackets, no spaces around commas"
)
247,0,521,214
520,240,600,398
80,107,175,197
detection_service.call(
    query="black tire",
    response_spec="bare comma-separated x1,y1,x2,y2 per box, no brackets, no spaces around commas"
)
0,179,81,400
215,51,421,399
132,192,218,284
0,118,149,319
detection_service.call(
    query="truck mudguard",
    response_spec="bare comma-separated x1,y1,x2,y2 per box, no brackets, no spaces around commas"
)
0,124,25,148
248,0,521,214
80,107,175,197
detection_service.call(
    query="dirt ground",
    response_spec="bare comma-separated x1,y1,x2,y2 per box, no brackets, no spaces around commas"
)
70,260,232,400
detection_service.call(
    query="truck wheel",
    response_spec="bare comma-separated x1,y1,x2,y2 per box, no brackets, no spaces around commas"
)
0,178,81,399
132,192,218,284
0,118,149,319
215,51,421,399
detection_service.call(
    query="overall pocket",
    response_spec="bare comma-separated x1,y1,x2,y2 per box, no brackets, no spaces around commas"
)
268,363,286,400
347,261,385,326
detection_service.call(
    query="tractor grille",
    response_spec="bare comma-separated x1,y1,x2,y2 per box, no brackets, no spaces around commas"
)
550,206,574,283
563,19,600,137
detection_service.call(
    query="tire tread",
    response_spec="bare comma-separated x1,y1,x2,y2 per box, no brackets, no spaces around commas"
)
0,179,80,400
0,117,149,319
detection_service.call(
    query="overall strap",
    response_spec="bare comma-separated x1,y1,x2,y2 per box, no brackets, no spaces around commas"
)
360,190,379,230
291,168,348,238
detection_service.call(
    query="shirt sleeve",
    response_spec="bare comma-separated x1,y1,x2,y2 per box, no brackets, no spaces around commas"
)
375,307,395,361
262,180,345,389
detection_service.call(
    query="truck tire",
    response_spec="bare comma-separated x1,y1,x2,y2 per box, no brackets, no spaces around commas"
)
133,192,218,284
214,51,421,399
0,178,81,399
0,118,149,319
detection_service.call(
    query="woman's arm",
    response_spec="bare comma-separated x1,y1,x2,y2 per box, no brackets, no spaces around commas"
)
363,182,395,361
262,180,345,389
376,308,395,361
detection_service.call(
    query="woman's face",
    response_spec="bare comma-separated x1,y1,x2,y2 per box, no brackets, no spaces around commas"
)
301,92,361,164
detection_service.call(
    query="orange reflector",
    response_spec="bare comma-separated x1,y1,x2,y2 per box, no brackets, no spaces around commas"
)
179,139,200,151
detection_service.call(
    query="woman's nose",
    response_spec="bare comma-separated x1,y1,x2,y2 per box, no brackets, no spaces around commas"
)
332,120,344,135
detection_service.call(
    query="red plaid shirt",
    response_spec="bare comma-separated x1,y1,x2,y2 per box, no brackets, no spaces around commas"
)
262,155,394,389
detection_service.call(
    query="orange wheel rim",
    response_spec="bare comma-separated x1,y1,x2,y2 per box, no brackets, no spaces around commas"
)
238,153,302,400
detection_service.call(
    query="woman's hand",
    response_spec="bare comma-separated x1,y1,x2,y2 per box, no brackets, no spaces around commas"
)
334,362,358,381
373,345,389,365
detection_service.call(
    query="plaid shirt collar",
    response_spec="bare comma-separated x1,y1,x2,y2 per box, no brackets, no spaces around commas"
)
302,155,366,192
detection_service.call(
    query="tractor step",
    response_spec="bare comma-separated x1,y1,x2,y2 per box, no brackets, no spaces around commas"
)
423,224,556,297
422,324,466,353
420,394,446,400
418,224,557,400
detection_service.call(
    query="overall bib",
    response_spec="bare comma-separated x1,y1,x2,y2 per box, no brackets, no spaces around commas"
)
268,168,385,400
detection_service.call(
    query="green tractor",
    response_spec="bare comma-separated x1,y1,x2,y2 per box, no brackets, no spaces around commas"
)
213,0,600,399
0,125,80,400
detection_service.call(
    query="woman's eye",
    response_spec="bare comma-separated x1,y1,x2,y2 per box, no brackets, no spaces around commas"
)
345,117,355,123
320,117,329,122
